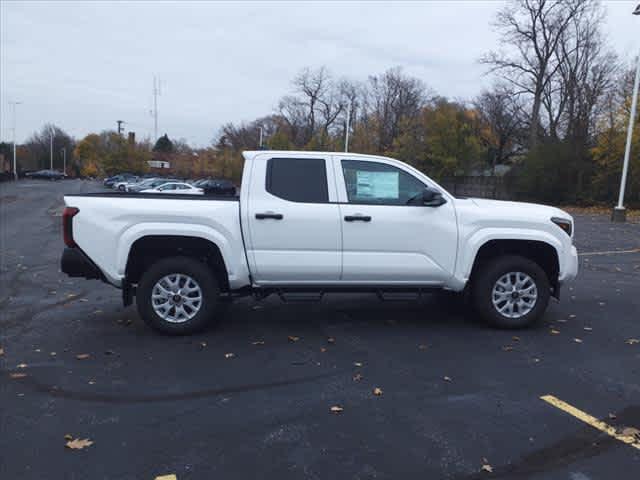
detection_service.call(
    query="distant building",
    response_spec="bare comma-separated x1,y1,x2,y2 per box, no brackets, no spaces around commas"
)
147,160,170,169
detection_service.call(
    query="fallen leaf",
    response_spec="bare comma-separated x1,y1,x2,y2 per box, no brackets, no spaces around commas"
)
16,363,27,369
330,405,344,413
50,352,57,356
480,463,493,473
373,387,383,396
608,413,617,420
288,336,300,343
327,337,335,344
625,338,639,345
443,376,452,382
35,349,41,353
512,336,521,342
224,353,235,359
583,327,593,331
598,302,605,306
320,347,327,353
502,346,513,352
556,319,567,323
550,329,560,335
155,476,177,480
568,314,576,319
75,354,90,360
79,298,89,302
92,310,102,315
65,438,93,450
10,373,27,379
353,373,363,382
573,338,583,343
418,344,428,350
620,427,640,440
64,434,73,440
353,362,363,367
199,342,207,349
88,380,96,385
251,340,265,346
0,347,4,356
532,357,541,363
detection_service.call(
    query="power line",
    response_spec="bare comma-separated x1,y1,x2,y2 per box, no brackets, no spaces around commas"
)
117,120,125,136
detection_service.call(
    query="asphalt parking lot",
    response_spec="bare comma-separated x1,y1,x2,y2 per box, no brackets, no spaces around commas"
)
1,179,639,480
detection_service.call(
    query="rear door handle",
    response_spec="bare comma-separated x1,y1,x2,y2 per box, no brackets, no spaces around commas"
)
255,212,283,220
344,215,372,222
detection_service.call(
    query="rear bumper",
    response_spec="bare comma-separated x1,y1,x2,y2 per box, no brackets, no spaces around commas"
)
61,247,104,280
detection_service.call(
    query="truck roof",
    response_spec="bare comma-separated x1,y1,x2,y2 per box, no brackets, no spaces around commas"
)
242,150,392,162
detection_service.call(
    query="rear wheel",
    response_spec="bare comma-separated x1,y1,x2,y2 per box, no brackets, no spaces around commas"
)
136,256,219,335
471,255,550,329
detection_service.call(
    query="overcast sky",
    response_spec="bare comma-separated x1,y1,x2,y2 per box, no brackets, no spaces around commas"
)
1,0,638,147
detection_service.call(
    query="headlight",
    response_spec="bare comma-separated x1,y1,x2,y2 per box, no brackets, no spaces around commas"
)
551,217,572,237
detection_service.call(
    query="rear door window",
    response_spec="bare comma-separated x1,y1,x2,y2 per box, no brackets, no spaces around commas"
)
266,158,328,203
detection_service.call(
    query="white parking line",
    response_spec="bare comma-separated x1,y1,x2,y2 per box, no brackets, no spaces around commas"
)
578,248,640,256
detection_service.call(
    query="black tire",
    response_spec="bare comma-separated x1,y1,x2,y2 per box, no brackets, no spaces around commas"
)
136,256,219,335
118,185,126,191
471,255,550,329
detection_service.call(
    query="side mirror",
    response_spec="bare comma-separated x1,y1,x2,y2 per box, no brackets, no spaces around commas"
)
422,187,447,207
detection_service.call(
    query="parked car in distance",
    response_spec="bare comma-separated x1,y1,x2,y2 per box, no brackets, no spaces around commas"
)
140,182,203,195
104,173,136,188
113,177,139,191
195,178,237,196
25,169,66,180
126,178,178,192
62,150,578,335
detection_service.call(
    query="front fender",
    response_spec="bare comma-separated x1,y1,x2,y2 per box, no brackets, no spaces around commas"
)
454,227,563,285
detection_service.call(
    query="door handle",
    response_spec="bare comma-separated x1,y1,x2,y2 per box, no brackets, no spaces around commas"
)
255,212,283,220
344,215,372,222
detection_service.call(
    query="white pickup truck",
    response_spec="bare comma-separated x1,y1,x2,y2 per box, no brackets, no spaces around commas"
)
61,150,578,334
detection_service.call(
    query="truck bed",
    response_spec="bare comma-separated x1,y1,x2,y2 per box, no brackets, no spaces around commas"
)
63,192,249,288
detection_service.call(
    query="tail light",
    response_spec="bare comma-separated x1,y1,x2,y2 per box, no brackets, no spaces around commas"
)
62,207,79,247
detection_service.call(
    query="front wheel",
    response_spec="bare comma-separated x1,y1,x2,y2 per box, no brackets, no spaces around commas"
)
471,255,550,329
136,256,219,335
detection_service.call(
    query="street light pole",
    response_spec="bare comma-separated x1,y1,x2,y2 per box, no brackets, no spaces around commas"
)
258,126,264,148
345,100,352,153
50,128,54,170
9,101,22,180
61,147,66,176
613,4,640,222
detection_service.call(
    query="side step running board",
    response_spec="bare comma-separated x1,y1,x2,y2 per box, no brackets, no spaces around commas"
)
278,291,324,303
376,290,422,302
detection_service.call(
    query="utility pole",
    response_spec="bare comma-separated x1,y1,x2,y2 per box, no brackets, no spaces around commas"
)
9,100,22,180
50,127,54,170
258,126,264,148
613,4,640,222
61,147,66,176
152,76,160,141
345,100,352,153
117,120,125,136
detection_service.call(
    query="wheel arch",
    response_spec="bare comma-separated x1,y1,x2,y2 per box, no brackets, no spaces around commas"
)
125,235,230,292
467,238,560,295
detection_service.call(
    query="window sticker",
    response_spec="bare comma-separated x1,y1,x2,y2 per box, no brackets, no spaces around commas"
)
355,171,399,199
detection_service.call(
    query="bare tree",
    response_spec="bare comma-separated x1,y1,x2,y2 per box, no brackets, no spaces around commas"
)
482,0,588,148
366,67,428,151
475,86,526,171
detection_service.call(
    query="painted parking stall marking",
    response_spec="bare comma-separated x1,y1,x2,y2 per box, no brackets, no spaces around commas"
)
541,395,640,451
